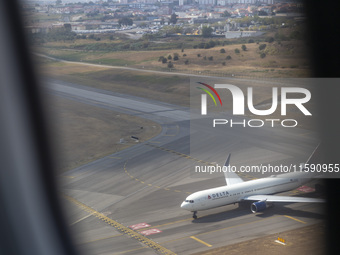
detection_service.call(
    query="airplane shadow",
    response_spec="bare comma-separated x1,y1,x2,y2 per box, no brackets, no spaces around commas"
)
192,202,324,223
192,206,252,223
254,203,324,220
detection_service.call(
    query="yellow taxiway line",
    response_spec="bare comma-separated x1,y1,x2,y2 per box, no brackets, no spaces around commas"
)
284,215,307,224
190,236,212,247
63,194,176,255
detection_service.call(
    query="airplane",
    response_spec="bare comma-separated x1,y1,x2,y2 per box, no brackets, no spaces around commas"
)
181,154,325,219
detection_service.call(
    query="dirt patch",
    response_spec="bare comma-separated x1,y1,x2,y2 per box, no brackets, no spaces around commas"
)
193,223,326,255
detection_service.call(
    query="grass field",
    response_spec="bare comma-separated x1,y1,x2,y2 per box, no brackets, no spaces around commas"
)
37,38,311,78
39,60,190,107
45,95,161,172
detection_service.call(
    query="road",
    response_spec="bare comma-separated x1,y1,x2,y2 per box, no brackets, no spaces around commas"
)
46,76,323,255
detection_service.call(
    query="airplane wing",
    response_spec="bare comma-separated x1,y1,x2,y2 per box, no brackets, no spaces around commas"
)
243,195,325,203
223,154,244,186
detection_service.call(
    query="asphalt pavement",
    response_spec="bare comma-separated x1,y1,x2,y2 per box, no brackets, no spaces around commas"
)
46,78,324,255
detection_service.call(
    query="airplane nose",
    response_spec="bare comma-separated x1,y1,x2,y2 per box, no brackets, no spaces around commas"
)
181,201,190,210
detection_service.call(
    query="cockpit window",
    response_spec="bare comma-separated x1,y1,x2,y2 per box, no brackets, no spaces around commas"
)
184,200,194,203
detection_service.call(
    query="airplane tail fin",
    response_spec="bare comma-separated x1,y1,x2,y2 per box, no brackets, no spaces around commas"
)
224,153,231,167
223,154,244,186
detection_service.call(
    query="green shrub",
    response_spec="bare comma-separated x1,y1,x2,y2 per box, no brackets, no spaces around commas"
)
259,44,267,50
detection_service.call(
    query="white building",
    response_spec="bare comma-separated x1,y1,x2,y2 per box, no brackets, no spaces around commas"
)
199,0,217,5
202,0,274,5
225,30,263,38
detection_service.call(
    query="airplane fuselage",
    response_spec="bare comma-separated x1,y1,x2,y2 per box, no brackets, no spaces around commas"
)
181,171,314,212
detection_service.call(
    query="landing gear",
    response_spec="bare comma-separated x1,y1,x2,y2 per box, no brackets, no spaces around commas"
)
193,211,197,219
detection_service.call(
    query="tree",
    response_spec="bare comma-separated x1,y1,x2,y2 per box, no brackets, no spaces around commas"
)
241,45,247,51
260,52,266,58
258,10,268,16
63,23,72,32
173,55,179,61
197,42,206,49
118,17,133,27
226,55,232,60
235,48,240,54
170,13,178,24
266,37,274,43
167,55,172,60
162,58,167,64
208,40,216,48
222,11,231,17
220,48,226,53
167,61,174,68
184,60,189,65
259,44,267,50
208,56,213,61
202,26,213,38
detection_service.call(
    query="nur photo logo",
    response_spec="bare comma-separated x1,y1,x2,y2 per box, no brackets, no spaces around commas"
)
196,82,312,128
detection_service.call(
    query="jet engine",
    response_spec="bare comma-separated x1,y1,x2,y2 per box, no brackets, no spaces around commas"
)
250,200,272,213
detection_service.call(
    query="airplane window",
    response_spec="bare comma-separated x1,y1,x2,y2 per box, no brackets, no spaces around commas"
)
11,0,340,254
